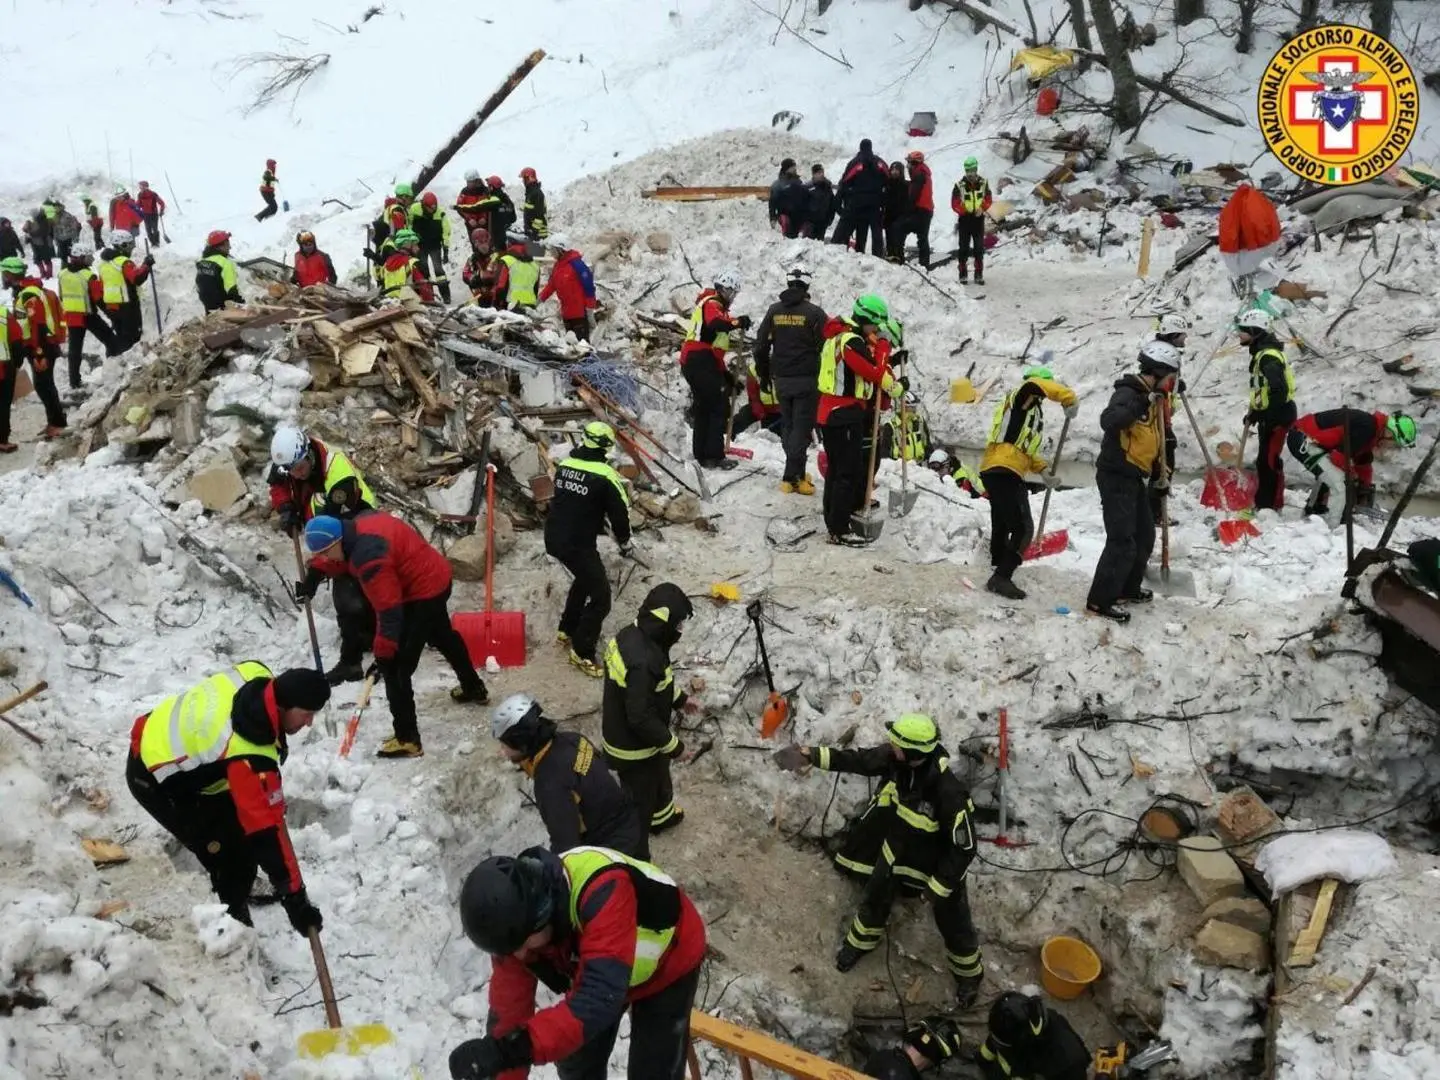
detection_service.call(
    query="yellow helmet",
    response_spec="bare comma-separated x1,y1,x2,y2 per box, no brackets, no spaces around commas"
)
887,713,938,753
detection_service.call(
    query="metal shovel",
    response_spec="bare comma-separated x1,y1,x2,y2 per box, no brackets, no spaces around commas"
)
888,391,919,518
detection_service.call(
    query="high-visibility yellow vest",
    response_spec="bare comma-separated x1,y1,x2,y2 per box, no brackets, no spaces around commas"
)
16,286,58,338
959,179,988,214
0,305,10,362
818,329,875,400
685,297,729,354
1248,346,1295,411
137,662,276,793
887,411,927,461
58,268,94,315
202,253,239,294
749,362,778,406
989,386,1045,458
311,448,378,517
382,257,418,293
562,846,680,986
99,257,130,305
499,255,539,307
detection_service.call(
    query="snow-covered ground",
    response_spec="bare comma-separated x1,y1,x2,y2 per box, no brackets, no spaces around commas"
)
4,1,1440,1077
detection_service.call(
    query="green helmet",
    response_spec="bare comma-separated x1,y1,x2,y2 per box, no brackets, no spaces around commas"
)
582,420,616,450
852,293,889,326
964,155,979,171
0,256,26,276
882,317,905,348
392,228,419,247
887,713,939,754
1387,412,1418,448
1022,365,1054,380
394,183,413,198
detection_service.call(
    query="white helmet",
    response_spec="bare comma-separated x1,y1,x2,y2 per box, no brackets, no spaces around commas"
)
1154,312,1189,336
270,424,310,468
544,232,569,251
491,693,541,741
1139,339,1182,371
1235,308,1272,333
70,239,94,258
927,448,950,466
786,263,812,283
107,228,133,247
903,390,920,407
464,169,480,183
714,268,742,294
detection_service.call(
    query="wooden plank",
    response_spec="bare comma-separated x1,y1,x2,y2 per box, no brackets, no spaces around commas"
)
1288,878,1339,968
341,341,381,377
392,316,427,347
201,308,305,350
688,1012,872,1080
643,186,770,201
388,342,444,414
336,306,408,336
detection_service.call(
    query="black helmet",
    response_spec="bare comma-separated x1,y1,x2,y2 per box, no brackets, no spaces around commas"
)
904,1015,961,1063
458,852,555,954
988,991,1046,1047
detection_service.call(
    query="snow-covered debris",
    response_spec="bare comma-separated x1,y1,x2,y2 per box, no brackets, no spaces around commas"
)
1256,829,1399,894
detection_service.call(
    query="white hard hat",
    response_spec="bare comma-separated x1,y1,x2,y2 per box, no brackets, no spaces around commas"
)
1154,312,1189,336
1235,308,1273,333
786,263,812,283
70,239,94,257
1139,339,1182,371
464,169,481,183
270,424,310,468
927,449,949,466
714,268,742,293
491,693,540,741
107,228,133,247
544,232,569,250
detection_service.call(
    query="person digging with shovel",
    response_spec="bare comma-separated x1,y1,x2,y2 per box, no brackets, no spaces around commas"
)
1287,407,1417,524
1085,341,1180,623
777,713,986,1007
1236,307,1296,514
979,356,1077,599
1148,313,1190,526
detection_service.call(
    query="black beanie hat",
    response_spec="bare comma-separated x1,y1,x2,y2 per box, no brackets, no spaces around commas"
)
273,668,332,711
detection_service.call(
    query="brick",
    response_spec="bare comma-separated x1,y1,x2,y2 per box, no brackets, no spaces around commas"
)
1194,919,1270,971
1177,835,1246,908
1216,787,1281,847
188,461,248,513
1198,896,1272,937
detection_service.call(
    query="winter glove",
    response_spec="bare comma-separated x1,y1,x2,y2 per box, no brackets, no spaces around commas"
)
449,1030,532,1079
280,889,323,937
364,659,387,683
143,254,156,267
1040,473,1062,490
880,373,899,395
1150,475,1171,495
1064,403,1079,420
772,744,809,773
293,576,317,603
1243,410,1261,427
278,504,302,537
734,314,753,332
666,738,687,760
442,247,450,262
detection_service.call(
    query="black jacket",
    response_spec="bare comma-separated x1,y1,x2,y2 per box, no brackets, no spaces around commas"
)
863,1049,921,1080
601,583,694,767
544,446,631,553
522,181,548,238
979,1009,1089,1080
409,207,448,250
754,285,827,393
195,245,243,313
488,190,517,241
1247,333,1297,425
772,176,808,227
838,145,889,211
884,173,911,225
0,223,21,261
1095,374,1162,481
768,169,791,224
805,178,837,234
527,727,643,857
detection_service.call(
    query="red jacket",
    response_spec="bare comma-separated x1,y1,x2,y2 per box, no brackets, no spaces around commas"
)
384,198,410,233
746,372,782,420
817,316,892,425
1295,409,1386,486
136,189,166,215
538,251,594,319
678,289,736,372
462,253,500,302
310,512,452,660
9,281,56,351
488,863,707,1075
382,252,435,303
109,196,143,231
292,249,337,288
909,162,934,212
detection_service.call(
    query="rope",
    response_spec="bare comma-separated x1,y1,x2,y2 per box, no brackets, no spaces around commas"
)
563,356,640,413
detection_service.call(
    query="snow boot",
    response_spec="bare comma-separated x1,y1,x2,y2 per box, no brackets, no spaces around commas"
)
986,573,1026,600
974,270,985,286
1086,602,1131,623
569,651,604,678
835,942,867,973
0,444,16,454
702,457,739,471
555,630,571,646
451,681,489,704
325,660,364,686
651,807,685,834
377,737,424,759
955,972,984,1009
795,474,816,496
1120,588,1154,604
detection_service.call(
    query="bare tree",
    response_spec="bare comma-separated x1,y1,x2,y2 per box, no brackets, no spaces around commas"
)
1296,0,1321,33
1236,0,1257,54
1371,0,1393,42
1068,0,1093,52
1174,0,1204,26
1089,0,1142,128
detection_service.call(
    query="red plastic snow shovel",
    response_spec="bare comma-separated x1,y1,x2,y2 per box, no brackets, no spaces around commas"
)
337,675,376,759
454,464,526,669
1024,416,1071,560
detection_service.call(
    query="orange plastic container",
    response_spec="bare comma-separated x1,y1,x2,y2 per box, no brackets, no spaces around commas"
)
1040,936,1102,999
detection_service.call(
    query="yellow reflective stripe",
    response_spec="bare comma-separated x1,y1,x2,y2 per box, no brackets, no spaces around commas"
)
0,306,8,362
748,362,778,405
18,287,57,336
686,299,729,354
602,741,659,761
893,801,939,832
563,845,678,987
816,746,830,771
891,864,932,884
382,258,418,292
947,948,983,976
834,853,874,875
500,256,540,305
988,389,1043,457
562,456,631,506
311,449,377,515
603,637,625,686
650,801,679,826
58,269,92,314
140,664,275,783
927,877,953,898
979,1043,1011,1075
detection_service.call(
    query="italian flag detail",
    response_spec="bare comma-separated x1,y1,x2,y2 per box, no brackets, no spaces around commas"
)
1325,165,1350,183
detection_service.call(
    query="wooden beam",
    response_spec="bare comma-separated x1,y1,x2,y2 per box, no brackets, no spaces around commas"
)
336,306,408,337
1287,878,1339,968
642,186,770,201
388,342,444,415
688,1012,873,1080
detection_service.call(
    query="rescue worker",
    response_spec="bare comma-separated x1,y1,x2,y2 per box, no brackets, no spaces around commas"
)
901,149,934,267
804,164,837,239
80,197,105,247
454,170,491,238
520,166,549,240
864,1016,961,1080
256,159,279,221
302,512,488,758
408,191,453,303
124,663,330,933
753,264,826,494
679,269,748,470
832,138,888,256
883,161,911,262
22,210,56,280
1288,407,1416,521
928,448,988,499
291,231,338,288
268,425,378,685
52,200,82,263
461,228,501,306
57,242,114,391
195,230,243,313
495,231,540,311
1148,313,1189,524
490,693,643,857
0,218,22,262
1236,308,1296,513
449,843,706,1080
731,361,784,437
788,713,985,1006
772,160,808,239
483,175,518,242
818,294,899,543
136,181,166,246
108,186,144,238
545,421,632,678
1086,341,1178,623
980,361,1077,599
97,230,153,354
769,157,798,228
952,156,992,285
380,229,434,302
979,992,1090,1080
537,234,596,341
601,583,697,859
878,391,932,463
1,257,68,450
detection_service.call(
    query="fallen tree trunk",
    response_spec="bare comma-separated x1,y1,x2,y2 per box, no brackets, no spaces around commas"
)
411,49,546,193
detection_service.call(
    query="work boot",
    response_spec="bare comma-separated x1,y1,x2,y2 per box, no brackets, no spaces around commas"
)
569,651,604,678
651,808,685,834
702,458,739,471
1120,588,1154,604
780,479,796,494
795,475,816,496
835,942,867,973
0,443,18,454
986,573,1027,600
955,972,984,1009
325,660,364,686
451,681,489,704
377,737,424,759
555,630,571,647
1086,602,1131,624
43,425,66,440
974,264,985,285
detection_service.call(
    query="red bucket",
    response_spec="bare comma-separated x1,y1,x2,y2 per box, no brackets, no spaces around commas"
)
454,611,527,670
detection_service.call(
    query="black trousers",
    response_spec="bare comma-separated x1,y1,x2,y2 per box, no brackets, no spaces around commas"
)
821,408,868,538
956,216,985,275
419,246,451,302
730,404,783,438
109,304,143,354
333,574,376,666
555,960,700,1080
831,208,885,256
126,755,258,926
683,360,728,464
981,468,1033,578
778,387,818,483
843,860,983,979
255,191,278,222
0,347,65,442
67,315,116,389
0,355,16,444
1286,428,1333,513
1149,432,1178,522
383,585,485,745
614,755,678,862
563,315,592,342
1255,418,1290,511
549,543,610,661
1087,469,1155,607
143,213,161,246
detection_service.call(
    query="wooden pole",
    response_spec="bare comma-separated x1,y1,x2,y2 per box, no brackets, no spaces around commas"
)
0,681,47,746
1138,216,1155,278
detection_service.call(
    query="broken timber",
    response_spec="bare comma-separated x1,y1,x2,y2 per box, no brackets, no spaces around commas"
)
686,1011,871,1080
642,186,770,202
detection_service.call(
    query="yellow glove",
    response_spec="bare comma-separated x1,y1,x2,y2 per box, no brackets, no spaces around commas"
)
880,373,898,395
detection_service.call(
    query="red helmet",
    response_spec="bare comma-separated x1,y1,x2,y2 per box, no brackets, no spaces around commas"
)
906,149,925,163
266,158,276,169
470,227,491,248
487,175,504,189
138,180,150,188
421,191,438,209
520,167,537,182
207,229,232,247
296,230,316,246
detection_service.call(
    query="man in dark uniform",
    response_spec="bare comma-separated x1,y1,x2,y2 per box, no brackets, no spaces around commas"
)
491,693,643,857
979,992,1090,1080
601,582,696,859
544,421,632,679
753,264,827,494
864,1016,961,1080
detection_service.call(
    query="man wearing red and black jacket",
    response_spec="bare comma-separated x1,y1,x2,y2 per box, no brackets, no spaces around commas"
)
678,270,748,469
902,150,934,267
302,512,488,758
1288,407,1415,519
1,258,68,447
449,844,706,1080
136,181,167,246
291,231,338,288
125,664,330,933
537,234,596,341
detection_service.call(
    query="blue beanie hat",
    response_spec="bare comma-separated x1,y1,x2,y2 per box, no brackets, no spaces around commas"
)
303,515,344,555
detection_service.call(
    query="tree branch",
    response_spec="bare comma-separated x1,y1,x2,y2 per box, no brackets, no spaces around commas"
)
743,0,852,68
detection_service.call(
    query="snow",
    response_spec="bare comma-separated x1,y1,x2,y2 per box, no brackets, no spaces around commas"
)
1256,828,1400,894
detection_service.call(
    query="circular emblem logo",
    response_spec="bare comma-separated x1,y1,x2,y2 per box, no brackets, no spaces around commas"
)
1257,23,1420,186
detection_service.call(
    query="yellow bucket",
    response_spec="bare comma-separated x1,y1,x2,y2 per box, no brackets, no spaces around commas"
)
1040,935,1102,999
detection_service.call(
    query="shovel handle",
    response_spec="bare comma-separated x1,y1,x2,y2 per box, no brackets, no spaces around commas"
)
292,534,324,675
1176,391,1218,474
0,681,47,746
484,464,497,615
1034,415,1071,540
859,387,886,513
307,928,344,1030
338,675,377,759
